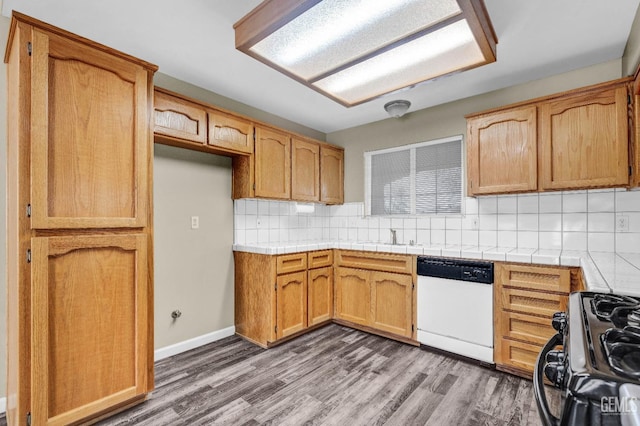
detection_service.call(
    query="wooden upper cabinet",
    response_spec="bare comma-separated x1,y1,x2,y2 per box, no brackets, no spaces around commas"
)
539,84,629,190
292,138,320,202
320,145,344,204
467,106,538,195
31,234,149,425
255,126,291,199
154,89,207,144
30,28,150,229
208,109,254,154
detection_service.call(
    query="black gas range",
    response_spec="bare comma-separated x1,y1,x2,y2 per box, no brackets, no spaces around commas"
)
535,291,640,426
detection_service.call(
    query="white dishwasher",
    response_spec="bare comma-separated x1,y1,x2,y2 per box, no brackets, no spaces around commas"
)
416,256,494,364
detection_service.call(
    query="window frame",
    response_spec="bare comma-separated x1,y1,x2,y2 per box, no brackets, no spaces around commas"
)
364,135,465,217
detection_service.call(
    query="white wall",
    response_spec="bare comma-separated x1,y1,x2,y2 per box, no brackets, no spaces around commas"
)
153,144,235,349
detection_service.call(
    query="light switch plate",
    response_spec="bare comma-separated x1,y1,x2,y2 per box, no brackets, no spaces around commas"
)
191,216,199,229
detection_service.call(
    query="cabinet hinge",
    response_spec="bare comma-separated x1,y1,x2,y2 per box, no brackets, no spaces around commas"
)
411,324,414,332
27,42,32,56
275,325,277,333
26,204,31,218
26,249,31,264
274,283,277,291
412,283,415,290
27,412,31,426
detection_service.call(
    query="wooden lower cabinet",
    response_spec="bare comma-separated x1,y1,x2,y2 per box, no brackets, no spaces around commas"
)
494,263,581,378
308,266,333,326
234,249,416,347
276,271,308,339
335,251,416,342
234,250,333,347
335,268,371,326
370,271,413,338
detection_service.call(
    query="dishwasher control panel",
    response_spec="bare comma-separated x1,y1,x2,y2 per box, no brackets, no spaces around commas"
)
417,257,494,284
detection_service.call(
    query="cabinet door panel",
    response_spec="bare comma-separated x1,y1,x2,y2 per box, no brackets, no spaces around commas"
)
540,85,629,189
308,266,333,326
276,271,307,339
335,268,370,326
320,145,344,204
154,90,207,144
370,271,413,337
292,138,320,201
255,127,291,199
31,234,149,425
208,110,254,154
467,106,537,195
30,29,149,229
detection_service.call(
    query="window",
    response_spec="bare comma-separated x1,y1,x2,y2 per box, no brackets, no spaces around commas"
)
365,136,463,216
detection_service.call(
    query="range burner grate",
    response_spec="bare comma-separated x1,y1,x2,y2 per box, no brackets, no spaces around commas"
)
601,328,640,379
591,294,640,327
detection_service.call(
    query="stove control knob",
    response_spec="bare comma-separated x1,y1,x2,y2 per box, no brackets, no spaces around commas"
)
545,350,565,364
544,362,565,388
552,312,567,333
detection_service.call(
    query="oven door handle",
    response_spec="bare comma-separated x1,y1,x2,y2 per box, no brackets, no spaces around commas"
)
534,332,562,426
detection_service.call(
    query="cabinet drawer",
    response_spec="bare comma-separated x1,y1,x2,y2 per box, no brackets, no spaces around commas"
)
276,252,307,274
500,311,556,346
498,264,570,293
308,250,333,269
501,288,568,318
337,250,412,274
154,90,207,144
500,338,543,373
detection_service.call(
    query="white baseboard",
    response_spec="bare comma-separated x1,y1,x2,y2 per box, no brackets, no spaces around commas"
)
0,396,6,414
154,326,236,362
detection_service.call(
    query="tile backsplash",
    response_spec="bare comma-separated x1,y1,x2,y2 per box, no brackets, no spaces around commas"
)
234,188,640,254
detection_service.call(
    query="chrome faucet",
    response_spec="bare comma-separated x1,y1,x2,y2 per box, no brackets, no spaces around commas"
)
390,229,397,245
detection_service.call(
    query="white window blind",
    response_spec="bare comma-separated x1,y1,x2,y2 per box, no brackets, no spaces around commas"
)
365,136,462,216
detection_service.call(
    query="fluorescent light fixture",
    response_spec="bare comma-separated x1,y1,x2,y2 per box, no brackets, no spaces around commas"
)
234,0,497,107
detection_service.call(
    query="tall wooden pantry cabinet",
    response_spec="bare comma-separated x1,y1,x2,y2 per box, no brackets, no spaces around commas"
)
5,13,157,426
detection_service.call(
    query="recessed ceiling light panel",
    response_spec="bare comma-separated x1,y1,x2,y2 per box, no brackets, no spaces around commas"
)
235,0,497,107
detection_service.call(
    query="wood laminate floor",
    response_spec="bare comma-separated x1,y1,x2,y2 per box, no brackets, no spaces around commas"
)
1,324,561,425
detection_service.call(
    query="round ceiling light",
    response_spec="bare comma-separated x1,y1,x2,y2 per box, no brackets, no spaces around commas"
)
384,100,411,118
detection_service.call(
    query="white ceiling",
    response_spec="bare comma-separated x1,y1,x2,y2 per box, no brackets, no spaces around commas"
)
2,0,639,134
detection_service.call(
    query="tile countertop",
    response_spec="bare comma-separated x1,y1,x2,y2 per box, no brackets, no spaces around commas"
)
233,242,640,297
